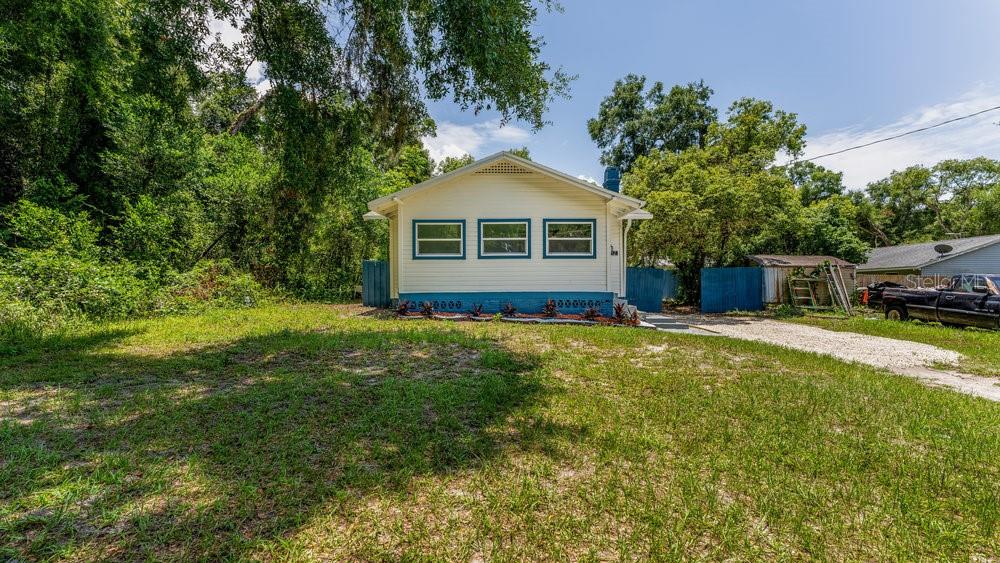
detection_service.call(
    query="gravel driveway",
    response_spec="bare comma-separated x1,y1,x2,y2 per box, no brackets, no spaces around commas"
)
679,317,1000,401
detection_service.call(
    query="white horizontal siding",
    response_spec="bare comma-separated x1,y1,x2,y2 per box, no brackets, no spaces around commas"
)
397,173,618,293
923,243,1000,276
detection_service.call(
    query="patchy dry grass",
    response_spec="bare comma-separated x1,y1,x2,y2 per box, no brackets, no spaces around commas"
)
789,313,1000,377
1,304,999,560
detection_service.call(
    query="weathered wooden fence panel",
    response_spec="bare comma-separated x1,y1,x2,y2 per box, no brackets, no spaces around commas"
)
700,267,763,313
626,267,677,312
362,260,390,308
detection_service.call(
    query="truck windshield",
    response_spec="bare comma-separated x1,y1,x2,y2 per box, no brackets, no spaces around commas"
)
989,276,1000,289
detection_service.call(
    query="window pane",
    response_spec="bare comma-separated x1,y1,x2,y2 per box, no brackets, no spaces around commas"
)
417,223,461,239
548,239,592,254
418,240,462,255
483,222,527,238
483,239,527,254
547,223,592,238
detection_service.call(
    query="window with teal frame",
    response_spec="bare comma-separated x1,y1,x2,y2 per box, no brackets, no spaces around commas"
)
543,219,596,258
478,219,530,258
413,220,465,259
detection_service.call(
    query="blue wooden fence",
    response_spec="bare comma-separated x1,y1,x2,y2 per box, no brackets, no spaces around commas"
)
626,267,678,312
362,260,390,307
700,267,763,313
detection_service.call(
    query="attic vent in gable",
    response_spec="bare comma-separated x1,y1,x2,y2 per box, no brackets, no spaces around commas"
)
475,161,534,175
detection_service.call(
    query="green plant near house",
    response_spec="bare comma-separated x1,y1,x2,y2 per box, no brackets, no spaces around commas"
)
629,310,640,326
614,302,628,323
542,299,558,317
395,300,411,316
420,301,434,318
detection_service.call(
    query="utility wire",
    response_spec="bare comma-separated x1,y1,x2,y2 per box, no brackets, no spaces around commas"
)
798,104,1000,162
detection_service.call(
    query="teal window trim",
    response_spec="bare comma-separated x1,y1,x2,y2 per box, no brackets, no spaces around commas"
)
543,218,597,259
412,219,466,260
478,219,531,259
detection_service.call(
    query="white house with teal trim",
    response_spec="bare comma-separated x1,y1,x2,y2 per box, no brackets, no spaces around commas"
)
364,151,652,315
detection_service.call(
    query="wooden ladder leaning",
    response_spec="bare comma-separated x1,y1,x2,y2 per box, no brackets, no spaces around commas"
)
826,263,854,315
787,277,820,309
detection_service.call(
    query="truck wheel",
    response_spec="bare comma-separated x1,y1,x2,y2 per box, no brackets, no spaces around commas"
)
885,304,908,321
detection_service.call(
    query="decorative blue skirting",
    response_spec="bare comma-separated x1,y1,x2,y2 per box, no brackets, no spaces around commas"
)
397,291,615,316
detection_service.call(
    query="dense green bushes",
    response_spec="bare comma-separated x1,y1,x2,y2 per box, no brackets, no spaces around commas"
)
1,249,153,319
155,260,273,313
0,254,273,352
0,201,275,351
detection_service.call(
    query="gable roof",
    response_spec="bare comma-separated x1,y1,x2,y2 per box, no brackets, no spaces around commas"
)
367,151,645,214
748,255,855,268
858,234,1000,272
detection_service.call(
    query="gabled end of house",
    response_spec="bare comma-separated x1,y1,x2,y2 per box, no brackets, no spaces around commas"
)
366,151,646,218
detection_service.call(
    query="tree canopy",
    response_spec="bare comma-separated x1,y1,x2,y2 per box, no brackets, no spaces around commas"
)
587,75,716,171
624,98,808,300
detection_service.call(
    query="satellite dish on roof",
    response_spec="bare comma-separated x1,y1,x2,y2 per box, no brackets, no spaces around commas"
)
934,243,954,255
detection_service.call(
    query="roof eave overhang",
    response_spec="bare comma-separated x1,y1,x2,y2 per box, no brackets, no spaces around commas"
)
620,209,653,220
856,267,921,274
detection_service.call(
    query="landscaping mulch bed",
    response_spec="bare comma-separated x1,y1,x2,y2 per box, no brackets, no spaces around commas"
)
395,311,645,327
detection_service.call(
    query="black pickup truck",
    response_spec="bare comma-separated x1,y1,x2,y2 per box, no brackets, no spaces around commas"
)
881,274,1000,329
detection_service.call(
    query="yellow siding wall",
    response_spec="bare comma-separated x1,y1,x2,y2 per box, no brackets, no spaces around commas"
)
396,172,624,294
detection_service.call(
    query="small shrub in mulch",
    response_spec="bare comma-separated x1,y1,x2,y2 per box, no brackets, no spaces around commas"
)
395,300,412,316
420,301,435,318
542,299,558,318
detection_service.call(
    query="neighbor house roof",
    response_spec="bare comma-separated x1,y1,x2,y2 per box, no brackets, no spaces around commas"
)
366,151,645,217
858,234,1000,272
747,255,855,268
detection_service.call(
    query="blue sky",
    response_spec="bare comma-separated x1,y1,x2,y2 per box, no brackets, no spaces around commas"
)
422,0,1000,189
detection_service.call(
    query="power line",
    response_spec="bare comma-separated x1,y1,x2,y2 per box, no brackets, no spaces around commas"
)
798,104,1000,162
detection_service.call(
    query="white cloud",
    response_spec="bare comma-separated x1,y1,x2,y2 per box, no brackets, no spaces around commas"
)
792,86,1000,190
421,119,531,162
208,18,243,48
205,20,272,95
254,79,273,95
246,60,265,83
577,174,598,185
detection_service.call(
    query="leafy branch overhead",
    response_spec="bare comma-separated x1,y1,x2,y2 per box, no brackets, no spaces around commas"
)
237,0,572,138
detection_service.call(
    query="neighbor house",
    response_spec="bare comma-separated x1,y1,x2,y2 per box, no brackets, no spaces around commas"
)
857,234,1000,287
364,152,652,315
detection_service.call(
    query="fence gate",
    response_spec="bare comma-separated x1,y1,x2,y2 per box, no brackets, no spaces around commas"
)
626,267,678,312
362,260,390,308
700,267,763,313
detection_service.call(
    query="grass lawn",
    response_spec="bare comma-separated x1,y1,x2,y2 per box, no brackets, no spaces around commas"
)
2,304,999,560
788,314,1000,377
